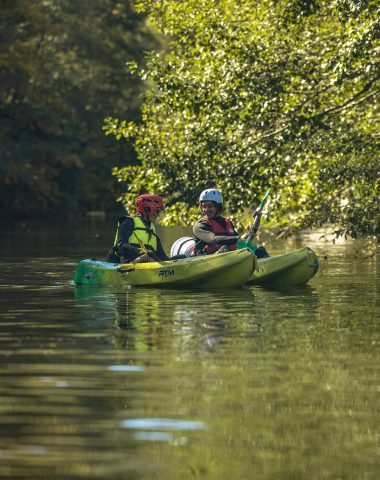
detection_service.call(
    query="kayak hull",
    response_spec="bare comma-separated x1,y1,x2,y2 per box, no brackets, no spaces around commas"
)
74,248,256,289
248,247,319,286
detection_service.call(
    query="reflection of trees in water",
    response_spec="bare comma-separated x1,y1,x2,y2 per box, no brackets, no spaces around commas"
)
167,289,256,356
246,285,321,352
74,284,326,356
73,285,121,326
172,308,227,356
113,290,164,352
113,288,258,355
74,278,379,359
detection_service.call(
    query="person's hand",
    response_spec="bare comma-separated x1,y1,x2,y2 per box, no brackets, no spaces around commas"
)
252,209,263,219
240,229,256,240
216,245,230,254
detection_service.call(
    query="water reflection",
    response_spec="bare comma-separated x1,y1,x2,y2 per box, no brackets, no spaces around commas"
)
0,222,379,479
108,365,145,372
73,283,324,360
119,418,205,444
121,418,205,430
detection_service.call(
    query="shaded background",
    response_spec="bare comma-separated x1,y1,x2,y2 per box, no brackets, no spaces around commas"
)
0,0,159,218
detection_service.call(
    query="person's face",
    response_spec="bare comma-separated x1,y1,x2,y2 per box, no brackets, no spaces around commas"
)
145,207,163,223
200,201,218,219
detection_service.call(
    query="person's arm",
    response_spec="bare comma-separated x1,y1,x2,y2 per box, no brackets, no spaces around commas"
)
193,219,239,246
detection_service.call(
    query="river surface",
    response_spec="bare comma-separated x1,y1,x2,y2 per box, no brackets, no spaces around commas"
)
0,219,378,479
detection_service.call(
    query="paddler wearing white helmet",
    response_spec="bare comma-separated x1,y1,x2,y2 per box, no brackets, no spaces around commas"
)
192,188,269,258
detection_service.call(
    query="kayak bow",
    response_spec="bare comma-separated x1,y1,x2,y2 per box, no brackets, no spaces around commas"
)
74,248,257,289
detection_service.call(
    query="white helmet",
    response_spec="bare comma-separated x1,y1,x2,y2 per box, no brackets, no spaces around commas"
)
170,237,195,257
199,188,223,205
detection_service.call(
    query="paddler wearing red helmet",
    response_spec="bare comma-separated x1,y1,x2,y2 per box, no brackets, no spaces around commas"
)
106,194,170,264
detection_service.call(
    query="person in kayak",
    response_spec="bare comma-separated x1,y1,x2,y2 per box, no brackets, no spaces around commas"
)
107,194,170,264
192,188,269,258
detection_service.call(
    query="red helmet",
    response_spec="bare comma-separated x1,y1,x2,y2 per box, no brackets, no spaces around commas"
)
135,194,165,216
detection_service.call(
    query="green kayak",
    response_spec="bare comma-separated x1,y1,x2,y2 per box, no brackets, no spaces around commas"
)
74,248,257,289
248,247,319,286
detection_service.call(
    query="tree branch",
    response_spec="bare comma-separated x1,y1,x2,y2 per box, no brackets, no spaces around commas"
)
316,79,379,118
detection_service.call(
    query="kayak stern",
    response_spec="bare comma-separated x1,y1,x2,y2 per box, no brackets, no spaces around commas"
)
248,247,319,286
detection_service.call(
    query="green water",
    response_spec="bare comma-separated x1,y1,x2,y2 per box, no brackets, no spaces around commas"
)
0,220,378,479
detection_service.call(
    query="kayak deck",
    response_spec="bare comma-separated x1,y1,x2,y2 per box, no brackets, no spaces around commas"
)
74,248,257,289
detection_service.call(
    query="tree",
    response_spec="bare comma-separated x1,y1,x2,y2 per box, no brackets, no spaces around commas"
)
0,0,159,216
107,0,379,237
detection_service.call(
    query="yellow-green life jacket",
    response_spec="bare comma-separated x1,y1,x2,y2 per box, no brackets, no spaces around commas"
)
114,216,158,253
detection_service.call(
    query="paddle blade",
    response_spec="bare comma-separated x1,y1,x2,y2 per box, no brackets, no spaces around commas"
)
236,238,257,254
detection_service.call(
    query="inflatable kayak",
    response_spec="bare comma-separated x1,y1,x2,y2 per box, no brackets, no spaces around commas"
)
248,247,319,286
74,248,257,289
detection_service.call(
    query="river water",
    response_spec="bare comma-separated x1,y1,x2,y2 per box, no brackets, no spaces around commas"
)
0,219,378,479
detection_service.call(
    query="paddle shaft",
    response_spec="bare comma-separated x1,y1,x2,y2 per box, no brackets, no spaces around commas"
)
246,188,270,242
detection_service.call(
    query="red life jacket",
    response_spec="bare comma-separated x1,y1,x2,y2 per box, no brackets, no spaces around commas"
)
203,217,237,254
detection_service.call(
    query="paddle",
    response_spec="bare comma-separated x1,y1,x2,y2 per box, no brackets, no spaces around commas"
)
236,188,271,254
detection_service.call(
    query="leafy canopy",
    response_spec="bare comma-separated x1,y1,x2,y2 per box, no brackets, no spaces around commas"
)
0,0,158,216
106,0,379,237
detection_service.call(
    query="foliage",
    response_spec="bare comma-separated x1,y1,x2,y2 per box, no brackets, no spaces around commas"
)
0,0,158,216
107,0,379,237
